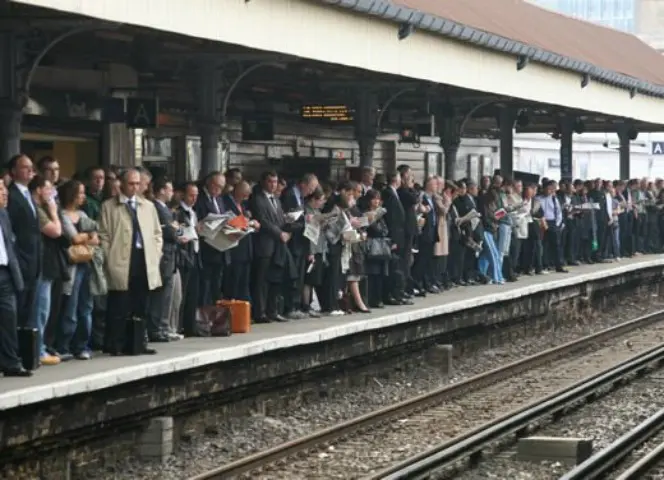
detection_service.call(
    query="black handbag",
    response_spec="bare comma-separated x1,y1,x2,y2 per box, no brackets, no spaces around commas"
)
17,327,40,370
124,316,146,355
366,237,392,260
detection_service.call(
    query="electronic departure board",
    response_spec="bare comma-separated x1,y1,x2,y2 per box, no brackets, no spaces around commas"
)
301,105,354,122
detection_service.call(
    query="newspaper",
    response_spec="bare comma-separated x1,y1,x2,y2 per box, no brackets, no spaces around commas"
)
199,212,236,239
574,202,601,211
285,210,303,223
199,212,257,252
180,225,198,242
505,201,524,213
361,207,387,226
204,226,255,252
303,211,339,244
456,208,482,231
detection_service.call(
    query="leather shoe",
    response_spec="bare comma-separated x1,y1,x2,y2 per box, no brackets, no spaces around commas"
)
149,335,171,343
3,366,32,377
142,347,158,355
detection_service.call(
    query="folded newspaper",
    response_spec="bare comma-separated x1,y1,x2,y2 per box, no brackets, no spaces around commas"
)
285,210,303,223
303,211,340,244
206,226,255,252
199,212,255,252
199,212,236,238
573,202,601,210
363,207,387,225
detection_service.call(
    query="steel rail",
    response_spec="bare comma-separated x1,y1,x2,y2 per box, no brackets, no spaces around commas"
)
188,310,664,480
369,344,664,480
562,409,664,480
616,440,664,480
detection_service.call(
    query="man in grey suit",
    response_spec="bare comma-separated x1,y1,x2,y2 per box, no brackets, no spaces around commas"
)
148,177,181,342
0,178,31,376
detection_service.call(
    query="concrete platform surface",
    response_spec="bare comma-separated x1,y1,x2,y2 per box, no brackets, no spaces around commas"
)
0,256,662,410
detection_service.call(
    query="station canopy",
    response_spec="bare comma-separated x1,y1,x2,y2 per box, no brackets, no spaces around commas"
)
7,0,664,138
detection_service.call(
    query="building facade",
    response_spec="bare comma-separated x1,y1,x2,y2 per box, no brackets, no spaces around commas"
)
532,0,636,32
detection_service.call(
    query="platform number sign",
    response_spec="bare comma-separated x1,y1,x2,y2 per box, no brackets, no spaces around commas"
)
126,98,159,129
652,142,664,155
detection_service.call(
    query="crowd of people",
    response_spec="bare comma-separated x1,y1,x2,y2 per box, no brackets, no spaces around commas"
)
0,155,662,378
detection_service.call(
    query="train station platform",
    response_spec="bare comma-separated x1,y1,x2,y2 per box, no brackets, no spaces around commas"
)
2,256,664,477
3,256,664,410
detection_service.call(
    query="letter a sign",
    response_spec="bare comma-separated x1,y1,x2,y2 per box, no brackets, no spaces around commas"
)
652,141,664,155
126,98,159,128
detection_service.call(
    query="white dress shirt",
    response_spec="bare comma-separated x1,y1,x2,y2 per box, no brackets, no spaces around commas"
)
0,221,8,267
120,194,143,249
180,201,199,253
15,183,35,217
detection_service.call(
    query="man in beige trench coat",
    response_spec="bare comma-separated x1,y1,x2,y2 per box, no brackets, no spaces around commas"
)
99,168,163,355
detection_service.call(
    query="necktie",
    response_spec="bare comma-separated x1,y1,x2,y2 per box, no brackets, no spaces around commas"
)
552,196,559,223
211,196,220,214
127,199,143,248
270,196,277,210
23,190,35,217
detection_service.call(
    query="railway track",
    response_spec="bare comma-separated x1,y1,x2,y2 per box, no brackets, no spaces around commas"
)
562,408,664,480
187,310,664,480
377,344,664,480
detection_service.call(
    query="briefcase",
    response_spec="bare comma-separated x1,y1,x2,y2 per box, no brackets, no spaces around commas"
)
124,316,146,355
17,327,40,371
196,306,232,337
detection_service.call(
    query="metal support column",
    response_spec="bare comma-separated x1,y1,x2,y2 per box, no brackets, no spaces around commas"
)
353,90,378,168
197,63,223,177
0,30,23,167
499,108,516,180
438,116,462,181
560,117,574,182
618,127,631,181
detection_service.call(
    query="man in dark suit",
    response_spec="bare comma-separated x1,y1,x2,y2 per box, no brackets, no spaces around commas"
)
175,182,202,336
0,178,31,376
194,171,228,306
149,177,179,342
223,181,258,301
397,165,421,297
6,154,41,327
557,180,580,266
381,172,412,305
280,173,319,319
249,171,291,323
413,176,439,293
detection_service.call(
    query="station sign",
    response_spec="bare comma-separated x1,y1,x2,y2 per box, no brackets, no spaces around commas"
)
126,97,159,128
301,105,354,122
652,141,664,155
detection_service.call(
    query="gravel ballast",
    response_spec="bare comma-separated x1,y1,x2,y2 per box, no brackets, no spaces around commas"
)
101,297,664,480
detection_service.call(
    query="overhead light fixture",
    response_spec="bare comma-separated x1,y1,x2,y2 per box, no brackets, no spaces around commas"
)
516,110,530,128
516,55,529,71
628,126,638,140
550,126,561,140
574,118,586,134
581,73,590,89
398,23,415,41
